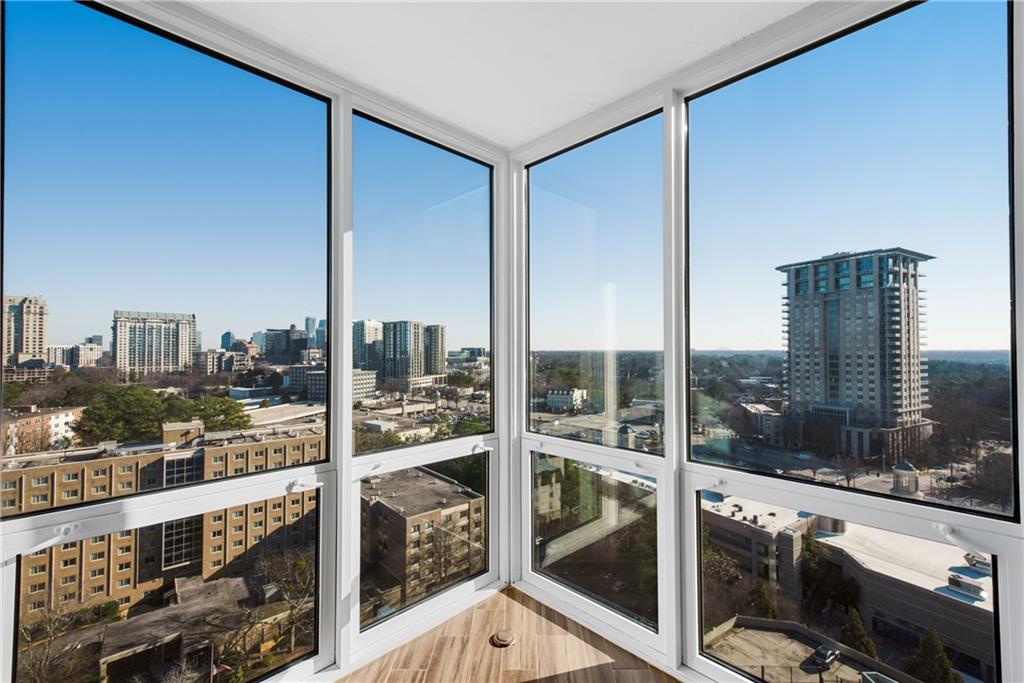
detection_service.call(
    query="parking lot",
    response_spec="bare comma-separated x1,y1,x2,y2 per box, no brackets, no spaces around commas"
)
706,626,873,683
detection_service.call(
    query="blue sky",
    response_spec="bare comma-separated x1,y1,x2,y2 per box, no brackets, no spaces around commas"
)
531,0,1011,352
688,0,1011,351
529,113,664,351
352,115,491,350
4,1,1012,354
4,1,328,348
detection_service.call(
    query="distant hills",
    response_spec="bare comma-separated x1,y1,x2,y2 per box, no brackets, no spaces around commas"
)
690,349,1010,365
537,349,1012,365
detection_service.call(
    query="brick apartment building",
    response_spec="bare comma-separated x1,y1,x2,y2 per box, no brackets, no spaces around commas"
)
360,466,486,623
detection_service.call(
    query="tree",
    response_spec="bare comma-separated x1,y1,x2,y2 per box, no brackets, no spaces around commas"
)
972,451,1013,511
840,609,878,659
354,428,403,454
902,628,963,683
259,399,271,409
191,396,251,432
749,579,777,619
3,381,26,405
17,600,77,683
257,546,317,653
452,416,488,438
561,459,582,520
431,412,453,441
446,371,475,388
837,455,863,488
427,518,459,588
74,385,168,444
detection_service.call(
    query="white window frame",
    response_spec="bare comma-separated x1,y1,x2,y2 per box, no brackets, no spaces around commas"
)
510,2,1024,683
2,1,1021,682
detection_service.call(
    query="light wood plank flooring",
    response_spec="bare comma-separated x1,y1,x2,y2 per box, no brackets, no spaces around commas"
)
338,588,678,683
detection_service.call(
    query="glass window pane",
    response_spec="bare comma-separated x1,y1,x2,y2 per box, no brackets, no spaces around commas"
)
699,491,999,682
688,2,1015,517
1,2,329,518
531,452,657,629
352,114,492,456
15,492,319,681
360,453,488,629
528,113,665,454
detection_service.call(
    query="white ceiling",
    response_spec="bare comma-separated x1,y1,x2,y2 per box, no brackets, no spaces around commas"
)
191,2,811,150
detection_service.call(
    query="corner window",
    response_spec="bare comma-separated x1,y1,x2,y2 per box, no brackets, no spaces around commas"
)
527,113,664,454
687,0,1016,518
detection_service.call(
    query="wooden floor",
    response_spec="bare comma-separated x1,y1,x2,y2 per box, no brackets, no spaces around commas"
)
337,588,679,683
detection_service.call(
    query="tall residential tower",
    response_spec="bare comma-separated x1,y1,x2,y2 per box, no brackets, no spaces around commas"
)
3,295,48,366
111,310,197,376
424,324,447,375
382,321,424,380
777,248,932,460
353,319,383,371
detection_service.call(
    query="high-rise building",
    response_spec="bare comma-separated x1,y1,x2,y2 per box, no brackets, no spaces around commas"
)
777,248,933,460
382,321,424,380
424,324,447,375
71,343,103,368
252,331,266,353
220,330,235,350
315,323,328,352
47,345,72,367
3,295,48,367
85,334,103,348
265,326,307,364
353,319,383,370
305,316,317,340
111,310,197,376
195,330,203,352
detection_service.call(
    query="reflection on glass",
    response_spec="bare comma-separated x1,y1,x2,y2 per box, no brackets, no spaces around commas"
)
352,114,493,456
16,492,319,682
688,2,1014,516
1,1,329,518
531,452,657,629
360,453,488,628
527,113,664,454
699,491,998,682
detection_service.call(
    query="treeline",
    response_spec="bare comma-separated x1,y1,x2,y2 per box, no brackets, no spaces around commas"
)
530,350,663,410
74,385,251,445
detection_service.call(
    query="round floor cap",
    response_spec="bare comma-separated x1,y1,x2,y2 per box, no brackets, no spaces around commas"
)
491,629,517,647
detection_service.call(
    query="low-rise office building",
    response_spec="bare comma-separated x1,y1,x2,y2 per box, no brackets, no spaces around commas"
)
701,494,996,681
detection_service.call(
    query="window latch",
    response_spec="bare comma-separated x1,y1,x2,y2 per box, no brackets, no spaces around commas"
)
3,522,82,566
934,523,987,557
287,479,325,494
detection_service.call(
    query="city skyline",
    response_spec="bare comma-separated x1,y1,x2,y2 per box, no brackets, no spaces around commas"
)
3,2,329,349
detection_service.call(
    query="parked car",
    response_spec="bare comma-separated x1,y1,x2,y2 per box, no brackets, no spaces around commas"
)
793,452,811,461
811,646,840,670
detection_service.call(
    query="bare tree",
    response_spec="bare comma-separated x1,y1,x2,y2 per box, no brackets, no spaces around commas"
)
426,520,461,588
836,455,863,488
17,599,77,683
256,546,316,653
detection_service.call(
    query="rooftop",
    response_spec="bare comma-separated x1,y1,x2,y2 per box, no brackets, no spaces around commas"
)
701,493,806,534
112,310,196,321
100,576,251,663
818,522,994,612
775,247,936,272
2,420,326,469
361,466,482,517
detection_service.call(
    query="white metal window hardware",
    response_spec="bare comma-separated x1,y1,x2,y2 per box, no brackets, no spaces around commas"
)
287,479,326,494
3,522,82,565
934,523,989,557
